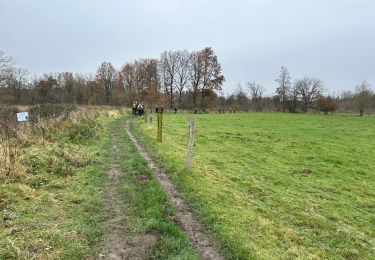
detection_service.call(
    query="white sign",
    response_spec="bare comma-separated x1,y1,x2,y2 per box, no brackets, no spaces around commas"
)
17,112,29,122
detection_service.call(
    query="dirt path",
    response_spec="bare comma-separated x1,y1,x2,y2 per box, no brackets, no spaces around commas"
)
125,121,225,260
99,129,158,260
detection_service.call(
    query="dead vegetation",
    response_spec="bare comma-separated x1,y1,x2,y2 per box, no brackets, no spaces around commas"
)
0,105,124,184
0,105,126,259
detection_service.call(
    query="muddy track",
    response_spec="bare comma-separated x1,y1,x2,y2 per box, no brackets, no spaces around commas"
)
125,121,225,260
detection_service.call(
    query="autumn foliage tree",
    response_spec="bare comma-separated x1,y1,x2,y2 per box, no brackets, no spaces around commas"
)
188,47,225,110
315,95,338,114
199,47,225,109
36,76,58,104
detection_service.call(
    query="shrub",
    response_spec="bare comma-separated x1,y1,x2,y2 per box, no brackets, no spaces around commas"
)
29,104,75,122
66,118,99,143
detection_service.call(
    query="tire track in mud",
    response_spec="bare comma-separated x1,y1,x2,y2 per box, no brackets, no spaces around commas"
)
125,121,224,260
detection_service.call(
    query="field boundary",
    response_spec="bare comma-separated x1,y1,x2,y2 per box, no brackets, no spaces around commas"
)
125,120,224,260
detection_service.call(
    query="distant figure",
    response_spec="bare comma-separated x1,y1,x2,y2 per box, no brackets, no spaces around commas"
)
229,107,232,113
132,102,137,115
194,109,197,114
135,101,139,115
174,107,177,114
155,104,159,113
137,103,144,116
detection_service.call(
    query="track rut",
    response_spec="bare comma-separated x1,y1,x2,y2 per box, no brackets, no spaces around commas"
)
125,121,224,260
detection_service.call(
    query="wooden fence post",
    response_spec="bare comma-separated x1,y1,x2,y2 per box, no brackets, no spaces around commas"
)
185,117,195,172
157,108,163,142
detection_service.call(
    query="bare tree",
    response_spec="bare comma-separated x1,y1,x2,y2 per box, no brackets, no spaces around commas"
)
159,51,178,107
86,76,104,105
134,58,159,104
74,73,87,105
355,81,372,117
119,63,135,92
117,63,136,105
55,72,75,103
246,82,264,101
246,82,265,111
189,51,203,110
0,51,30,104
0,51,15,87
4,67,28,104
295,77,324,112
96,62,117,103
233,84,250,111
289,84,299,113
275,66,291,112
175,50,191,108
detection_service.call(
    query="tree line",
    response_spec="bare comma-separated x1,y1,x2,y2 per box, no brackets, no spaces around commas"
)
0,49,374,115
227,66,374,116
0,48,225,110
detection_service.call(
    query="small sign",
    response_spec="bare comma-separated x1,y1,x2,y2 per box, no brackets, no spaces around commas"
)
17,112,29,122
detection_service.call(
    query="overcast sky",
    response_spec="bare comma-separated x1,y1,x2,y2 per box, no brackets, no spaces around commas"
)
0,0,374,95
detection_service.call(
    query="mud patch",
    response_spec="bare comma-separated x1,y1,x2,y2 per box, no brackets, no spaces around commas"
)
129,232,159,254
136,175,150,183
107,168,120,177
100,233,159,260
303,168,313,174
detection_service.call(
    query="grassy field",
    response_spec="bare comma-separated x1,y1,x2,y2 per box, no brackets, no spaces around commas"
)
1,107,197,259
133,112,375,259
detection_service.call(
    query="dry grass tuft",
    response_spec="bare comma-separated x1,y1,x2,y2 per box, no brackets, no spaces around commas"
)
0,105,126,183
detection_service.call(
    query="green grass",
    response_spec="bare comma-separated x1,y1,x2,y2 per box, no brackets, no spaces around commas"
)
109,117,199,260
1,112,198,259
132,112,375,259
0,115,111,259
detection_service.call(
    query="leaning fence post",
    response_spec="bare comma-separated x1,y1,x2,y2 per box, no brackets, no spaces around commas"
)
185,117,195,172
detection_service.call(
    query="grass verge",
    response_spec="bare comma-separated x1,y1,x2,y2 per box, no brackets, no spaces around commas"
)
0,111,116,259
